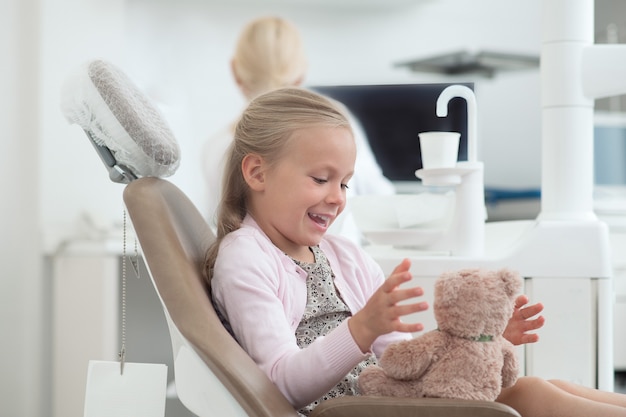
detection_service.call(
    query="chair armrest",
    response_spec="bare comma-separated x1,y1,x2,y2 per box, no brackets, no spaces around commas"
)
309,396,521,417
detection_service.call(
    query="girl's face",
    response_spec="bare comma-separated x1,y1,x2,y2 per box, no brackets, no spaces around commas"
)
248,126,356,261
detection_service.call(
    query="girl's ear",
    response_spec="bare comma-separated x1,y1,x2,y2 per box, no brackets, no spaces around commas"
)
241,153,266,191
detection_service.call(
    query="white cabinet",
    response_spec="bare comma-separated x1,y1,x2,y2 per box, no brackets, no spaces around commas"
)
609,231,626,370
595,186,626,370
51,249,119,417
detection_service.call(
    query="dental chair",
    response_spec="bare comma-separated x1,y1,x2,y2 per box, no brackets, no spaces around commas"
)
63,59,521,417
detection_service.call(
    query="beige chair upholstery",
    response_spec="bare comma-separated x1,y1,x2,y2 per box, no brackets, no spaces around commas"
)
123,177,521,417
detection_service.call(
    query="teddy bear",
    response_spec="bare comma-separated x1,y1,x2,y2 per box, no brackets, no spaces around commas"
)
358,268,522,402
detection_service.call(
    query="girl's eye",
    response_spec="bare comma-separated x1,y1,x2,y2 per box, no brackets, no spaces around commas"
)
312,177,349,190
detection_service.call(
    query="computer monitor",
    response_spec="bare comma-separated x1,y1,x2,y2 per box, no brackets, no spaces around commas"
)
312,83,472,183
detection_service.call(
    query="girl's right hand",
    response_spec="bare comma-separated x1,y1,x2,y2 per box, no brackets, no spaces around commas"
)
348,258,428,353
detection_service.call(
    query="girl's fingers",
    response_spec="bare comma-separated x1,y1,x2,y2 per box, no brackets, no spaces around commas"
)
514,294,529,309
394,321,425,334
382,270,412,291
382,259,414,293
368,258,430,335
523,315,546,332
391,258,411,273
388,286,425,305
520,302,544,319
392,300,429,317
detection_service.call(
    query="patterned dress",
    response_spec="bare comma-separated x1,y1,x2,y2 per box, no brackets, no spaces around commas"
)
291,246,377,416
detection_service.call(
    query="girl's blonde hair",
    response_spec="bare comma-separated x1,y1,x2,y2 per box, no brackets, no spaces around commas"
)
204,87,352,285
232,16,307,99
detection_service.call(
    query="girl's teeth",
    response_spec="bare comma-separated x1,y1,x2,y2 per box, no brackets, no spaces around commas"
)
310,214,329,226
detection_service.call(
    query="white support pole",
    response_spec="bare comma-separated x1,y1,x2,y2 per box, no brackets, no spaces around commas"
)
539,0,596,221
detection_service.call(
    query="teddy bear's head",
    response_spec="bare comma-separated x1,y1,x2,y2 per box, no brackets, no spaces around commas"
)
434,268,521,341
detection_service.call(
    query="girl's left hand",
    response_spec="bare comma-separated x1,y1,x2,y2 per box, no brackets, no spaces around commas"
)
503,294,545,346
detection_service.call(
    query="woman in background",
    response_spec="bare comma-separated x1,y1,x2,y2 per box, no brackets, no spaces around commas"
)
202,16,394,240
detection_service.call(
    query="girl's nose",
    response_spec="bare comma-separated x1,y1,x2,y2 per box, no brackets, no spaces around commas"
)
326,184,346,206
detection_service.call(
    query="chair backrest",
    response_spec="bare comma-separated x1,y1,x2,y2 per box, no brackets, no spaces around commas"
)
123,177,299,417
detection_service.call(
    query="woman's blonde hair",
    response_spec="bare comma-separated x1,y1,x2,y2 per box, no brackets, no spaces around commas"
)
204,87,352,285
232,16,307,99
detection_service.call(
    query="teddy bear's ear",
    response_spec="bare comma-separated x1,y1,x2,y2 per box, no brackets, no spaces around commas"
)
498,269,522,298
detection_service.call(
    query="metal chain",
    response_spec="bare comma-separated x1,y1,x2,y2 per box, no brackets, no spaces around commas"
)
130,231,141,280
119,209,127,375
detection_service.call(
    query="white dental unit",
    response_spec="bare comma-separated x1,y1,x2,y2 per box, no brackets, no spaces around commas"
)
364,0,625,391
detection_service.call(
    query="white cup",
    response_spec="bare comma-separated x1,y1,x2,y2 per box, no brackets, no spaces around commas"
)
418,131,461,169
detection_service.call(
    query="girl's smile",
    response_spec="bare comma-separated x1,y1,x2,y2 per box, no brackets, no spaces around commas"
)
308,212,333,230
246,125,356,262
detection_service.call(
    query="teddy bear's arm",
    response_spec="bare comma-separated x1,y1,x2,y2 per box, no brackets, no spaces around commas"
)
379,333,440,380
501,342,520,388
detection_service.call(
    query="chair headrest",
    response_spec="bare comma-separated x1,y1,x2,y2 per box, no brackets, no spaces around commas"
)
61,59,180,183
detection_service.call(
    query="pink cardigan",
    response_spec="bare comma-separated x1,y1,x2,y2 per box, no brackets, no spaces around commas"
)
211,215,410,409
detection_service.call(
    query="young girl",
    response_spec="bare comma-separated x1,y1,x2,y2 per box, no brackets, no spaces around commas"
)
205,87,626,417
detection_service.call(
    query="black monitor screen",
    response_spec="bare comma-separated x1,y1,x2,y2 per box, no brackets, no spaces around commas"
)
312,83,471,182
